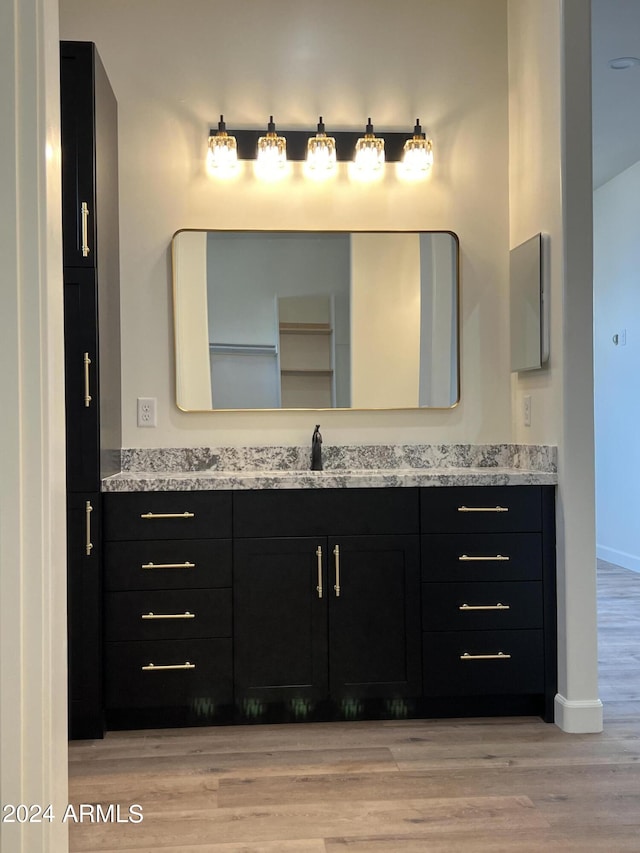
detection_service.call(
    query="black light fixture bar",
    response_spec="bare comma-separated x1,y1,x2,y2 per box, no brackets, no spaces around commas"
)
230,128,409,162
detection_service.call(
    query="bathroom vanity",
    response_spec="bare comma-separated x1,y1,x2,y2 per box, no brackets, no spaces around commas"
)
100,446,557,731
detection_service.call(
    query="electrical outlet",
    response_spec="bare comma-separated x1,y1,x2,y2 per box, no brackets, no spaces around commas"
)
523,395,531,427
137,397,157,427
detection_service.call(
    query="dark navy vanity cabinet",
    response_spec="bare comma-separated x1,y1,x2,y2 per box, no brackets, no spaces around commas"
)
101,484,556,728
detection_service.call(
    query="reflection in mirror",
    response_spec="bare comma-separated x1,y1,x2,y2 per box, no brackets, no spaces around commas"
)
172,230,459,411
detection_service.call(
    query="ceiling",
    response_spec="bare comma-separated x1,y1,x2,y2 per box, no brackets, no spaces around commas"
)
592,0,640,188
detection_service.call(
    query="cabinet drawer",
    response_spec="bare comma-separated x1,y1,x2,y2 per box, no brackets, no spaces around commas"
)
104,539,232,590
234,488,419,538
105,638,232,708
423,630,544,696
422,582,543,631
103,491,232,541
421,533,542,582
421,487,541,533
105,589,231,641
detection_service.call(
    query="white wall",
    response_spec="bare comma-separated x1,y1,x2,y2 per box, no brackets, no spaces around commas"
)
0,0,69,850
594,159,640,572
508,0,601,733
59,0,511,448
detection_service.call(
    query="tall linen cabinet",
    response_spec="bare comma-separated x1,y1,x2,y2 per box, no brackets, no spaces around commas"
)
61,41,121,739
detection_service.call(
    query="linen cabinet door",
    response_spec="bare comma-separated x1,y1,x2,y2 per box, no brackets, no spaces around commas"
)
60,41,96,268
64,272,100,492
328,535,421,701
233,538,328,712
67,492,103,739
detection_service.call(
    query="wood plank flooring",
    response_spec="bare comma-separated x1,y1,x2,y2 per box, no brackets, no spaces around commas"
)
68,560,640,852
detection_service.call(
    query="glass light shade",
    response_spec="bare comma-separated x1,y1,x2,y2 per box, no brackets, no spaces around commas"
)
400,120,433,179
306,117,337,175
402,137,433,175
353,119,385,178
256,116,287,176
207,116,238,177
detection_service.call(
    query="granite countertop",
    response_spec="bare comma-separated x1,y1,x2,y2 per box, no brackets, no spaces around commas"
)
102,444,558,492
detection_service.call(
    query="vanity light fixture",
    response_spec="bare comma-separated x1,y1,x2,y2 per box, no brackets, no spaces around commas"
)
400,119,433,178
305,116,337,176
353,118,385,178
207,115,238,177
205,118,433,182
256,116,287,177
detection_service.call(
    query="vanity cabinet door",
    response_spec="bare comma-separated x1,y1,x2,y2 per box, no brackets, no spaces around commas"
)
328,535,421,700
233,533,421,710
234,538,329,705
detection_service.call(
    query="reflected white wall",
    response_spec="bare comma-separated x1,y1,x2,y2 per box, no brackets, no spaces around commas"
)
351,233,421,408
173,231,212,409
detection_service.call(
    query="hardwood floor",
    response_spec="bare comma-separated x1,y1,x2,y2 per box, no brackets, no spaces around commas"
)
68,560,640,852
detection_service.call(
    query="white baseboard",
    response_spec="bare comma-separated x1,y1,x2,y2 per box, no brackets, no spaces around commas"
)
596,544,640,574
554,694,603,733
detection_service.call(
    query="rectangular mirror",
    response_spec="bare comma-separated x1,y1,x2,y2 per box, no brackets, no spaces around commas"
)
172,230,459,411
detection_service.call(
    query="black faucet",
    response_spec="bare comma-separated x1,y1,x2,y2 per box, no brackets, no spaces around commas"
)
310,424,323,471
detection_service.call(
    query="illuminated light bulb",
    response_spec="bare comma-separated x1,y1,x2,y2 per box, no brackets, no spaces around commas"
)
256,115,287,179
400,119,433,179
207,115,238,177
353,118,385,180
305,116,337,178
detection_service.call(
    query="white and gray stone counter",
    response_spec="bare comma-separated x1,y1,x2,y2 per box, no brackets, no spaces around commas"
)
102,444,558,492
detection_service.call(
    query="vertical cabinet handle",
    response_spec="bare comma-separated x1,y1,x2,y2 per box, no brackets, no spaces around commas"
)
333,544,341,597
83,352,92,407
81,201,90,257
316,545,323,599
85,501,93,556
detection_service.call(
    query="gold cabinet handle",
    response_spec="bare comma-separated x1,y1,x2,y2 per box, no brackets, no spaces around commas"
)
81,201,90,257
85,500,93,556
458,554,510,562
142,661,196,671
140,511,195,520
316,545,323,599
141,561,196,570
333,544,341,597
460,652,511,661
457,505,509,513
83,352,92,407
459,603,510,611
141,611,195,620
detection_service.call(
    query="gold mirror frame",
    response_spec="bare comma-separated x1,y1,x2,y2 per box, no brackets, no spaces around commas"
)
172,229,460,412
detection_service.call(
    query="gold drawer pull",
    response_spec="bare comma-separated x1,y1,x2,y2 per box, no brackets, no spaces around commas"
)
142,561,196,570
460,651,511,661
459,603,510,611
316,545,323,599
142,661,196,671
140,511,195,520
457,505,509,513
141,611,195,620
85,500,93,556
459,554,510,562
83,352,92,407
81,201,90,257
